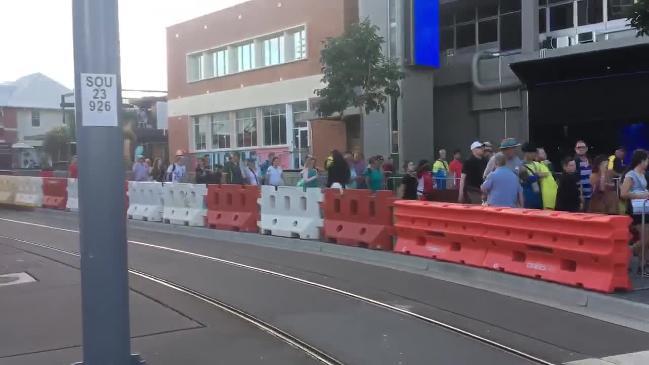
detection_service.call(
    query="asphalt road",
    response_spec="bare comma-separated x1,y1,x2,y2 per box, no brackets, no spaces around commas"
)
1,208,649,365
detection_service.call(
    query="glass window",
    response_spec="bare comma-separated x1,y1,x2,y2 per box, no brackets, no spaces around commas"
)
479,19,498,44
31,110,40,127
550,2,574,31
293,29,307,60
237,42,255,72
456,7,475,23
193,116,208,151
608,0,633,20
539,8,547,33
211,113,231,149
235,109,257,148
440,28,454,50
456,23,476,48
500,12,522,50
262,104,287,146
577,0,603,25
389,0,398,59
478,2,499,18
264,35,285,66
439,5,454,26
187,54,203,81
500,0,522,13
215,49,229,76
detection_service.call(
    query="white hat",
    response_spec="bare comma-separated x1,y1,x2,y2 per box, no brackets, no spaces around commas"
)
470,141,484,150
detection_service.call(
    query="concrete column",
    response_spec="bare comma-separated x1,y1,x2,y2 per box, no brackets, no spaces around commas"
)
522,0,540,54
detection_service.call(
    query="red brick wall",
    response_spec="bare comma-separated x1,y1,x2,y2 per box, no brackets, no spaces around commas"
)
168,115,190,162
167,0,358,99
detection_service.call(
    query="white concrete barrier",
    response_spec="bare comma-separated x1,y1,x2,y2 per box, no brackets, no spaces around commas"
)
162,183,207,226
258,186,323,240
127,182,164,222
66,178,79,212
14,176,43,208
0,176,17,205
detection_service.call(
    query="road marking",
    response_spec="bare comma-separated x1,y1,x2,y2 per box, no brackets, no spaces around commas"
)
565,350,649,365
0,216,556,365
0,272,36,287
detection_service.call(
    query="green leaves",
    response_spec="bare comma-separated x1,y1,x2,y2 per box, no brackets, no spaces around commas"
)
43,126,73,162
628,0,649,37
315,19,404,118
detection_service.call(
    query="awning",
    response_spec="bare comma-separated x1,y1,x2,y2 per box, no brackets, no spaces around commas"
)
510,43,649,87
510,43,649,125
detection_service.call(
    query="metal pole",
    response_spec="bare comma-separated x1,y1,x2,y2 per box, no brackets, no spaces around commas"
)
643,199,648,277
72,0,139,364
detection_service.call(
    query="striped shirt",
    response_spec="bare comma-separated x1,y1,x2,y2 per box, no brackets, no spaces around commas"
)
578,158,592,199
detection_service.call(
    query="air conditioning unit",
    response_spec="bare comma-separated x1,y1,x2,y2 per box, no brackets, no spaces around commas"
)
553,36,571,48
578,31,595,44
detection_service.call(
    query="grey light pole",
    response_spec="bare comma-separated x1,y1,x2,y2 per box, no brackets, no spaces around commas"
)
72,0,141,364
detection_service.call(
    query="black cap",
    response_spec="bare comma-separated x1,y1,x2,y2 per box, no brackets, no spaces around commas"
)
521,142,537,153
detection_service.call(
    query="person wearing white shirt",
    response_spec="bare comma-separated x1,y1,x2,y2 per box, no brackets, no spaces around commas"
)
245,159,259,186
166,154,187,183
266,156,284,187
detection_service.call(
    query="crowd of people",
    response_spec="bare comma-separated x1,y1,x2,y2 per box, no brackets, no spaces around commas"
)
396,138,648,274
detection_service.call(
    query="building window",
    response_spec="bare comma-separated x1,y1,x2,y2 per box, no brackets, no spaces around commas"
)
31,110,40,127
211,113,231,149
440,28,454,51
389,0,398,59
539,7,548,33
262,104,287,146
293,29,307,60
478,3,498,19
500,0,521,13
456,23,476,48
193,116,209,151
237,42,255,72
578,0,603,25
236,109,257,148
500,12,522,51
479,19,498,44
264,36,285,66
608,0,634,20
550,2,575,31
211,49,229,77
187,53,203,81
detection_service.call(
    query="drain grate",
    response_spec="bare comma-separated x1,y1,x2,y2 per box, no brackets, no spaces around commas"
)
0,272,37,287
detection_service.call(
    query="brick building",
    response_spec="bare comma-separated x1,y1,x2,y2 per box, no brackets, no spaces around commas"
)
166,0,358,169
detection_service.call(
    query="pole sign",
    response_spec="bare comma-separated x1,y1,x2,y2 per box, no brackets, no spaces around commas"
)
412,0,440,68
80,73,118,127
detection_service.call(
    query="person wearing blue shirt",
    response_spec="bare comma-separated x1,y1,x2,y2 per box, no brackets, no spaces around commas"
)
481,153,523,208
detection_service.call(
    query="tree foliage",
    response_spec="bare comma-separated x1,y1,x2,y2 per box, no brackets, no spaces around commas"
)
628,0,649,37
43,126,73,162
315,19,404,118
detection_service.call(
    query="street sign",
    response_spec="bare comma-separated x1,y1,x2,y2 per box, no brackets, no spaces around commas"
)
80,73,118,127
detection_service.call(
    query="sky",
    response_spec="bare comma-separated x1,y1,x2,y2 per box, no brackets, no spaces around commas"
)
0,0,247,91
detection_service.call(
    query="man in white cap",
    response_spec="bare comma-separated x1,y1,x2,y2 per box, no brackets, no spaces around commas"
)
166,150,187,183
459,141,487,204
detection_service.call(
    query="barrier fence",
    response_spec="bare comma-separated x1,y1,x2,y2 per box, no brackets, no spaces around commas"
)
0,175,638,293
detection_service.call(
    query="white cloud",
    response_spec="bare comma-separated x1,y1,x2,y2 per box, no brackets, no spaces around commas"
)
0,0,246,90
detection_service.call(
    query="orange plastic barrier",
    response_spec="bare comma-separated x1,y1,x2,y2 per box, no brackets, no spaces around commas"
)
479,208,631,293
394,201,632,293
393,201,489,267
322,189,395,250
42,177,68,210
206,185,259,233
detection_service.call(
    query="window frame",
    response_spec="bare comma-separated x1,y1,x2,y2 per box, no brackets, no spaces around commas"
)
262,104,287,147
235,109,258,148
211,112,232,150
31,110,41,128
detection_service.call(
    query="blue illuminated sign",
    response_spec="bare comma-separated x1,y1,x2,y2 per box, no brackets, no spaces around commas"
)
413,0,440,68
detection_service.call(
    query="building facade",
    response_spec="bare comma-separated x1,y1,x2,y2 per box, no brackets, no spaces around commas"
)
362,0,648,165
0,73,72,168
166,0,358,169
